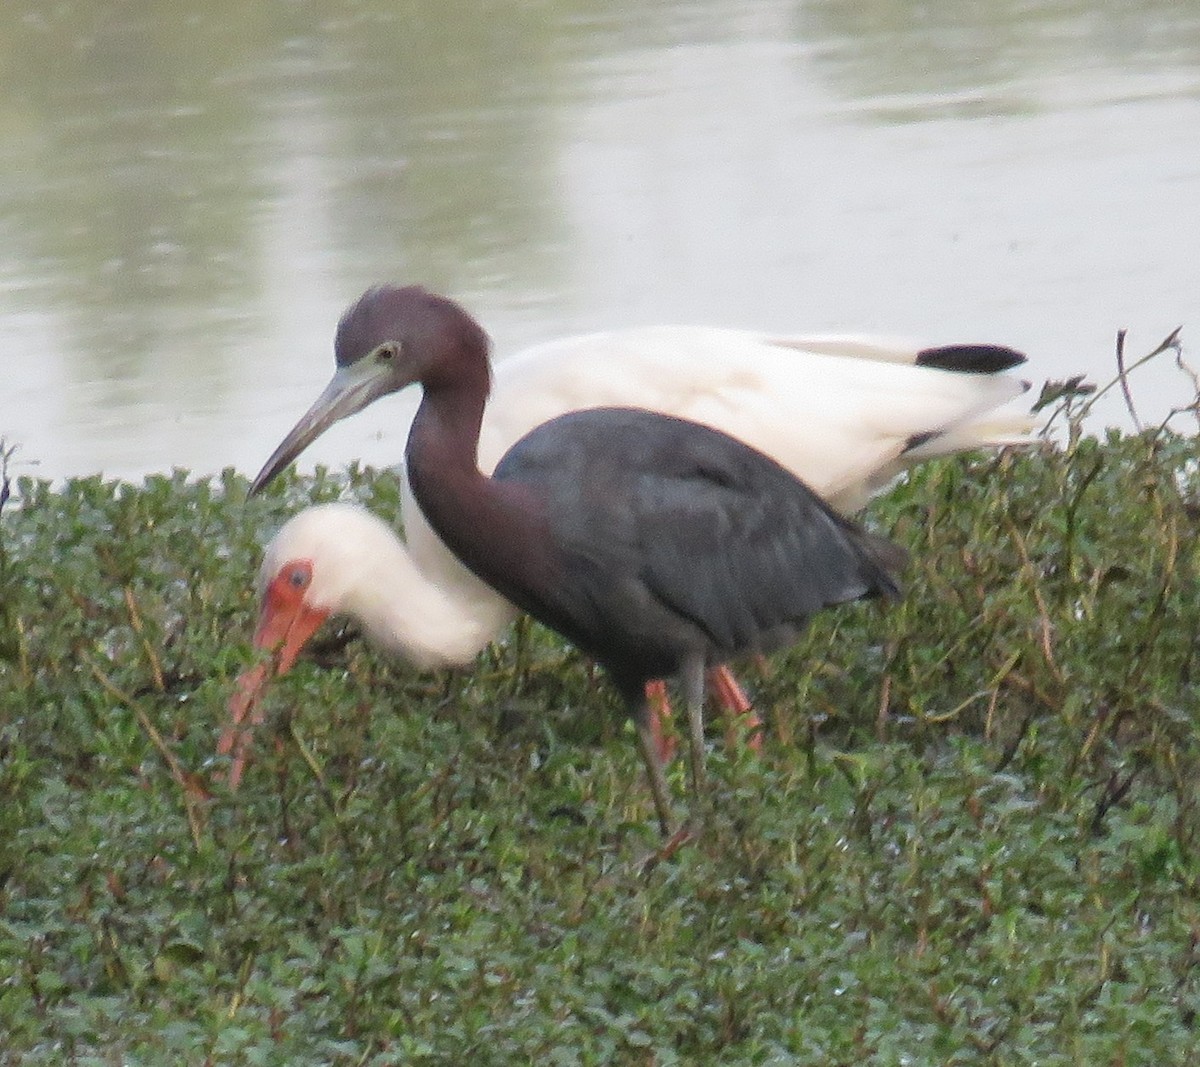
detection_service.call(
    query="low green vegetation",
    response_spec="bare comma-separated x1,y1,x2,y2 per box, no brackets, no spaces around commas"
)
1,344,1199,1064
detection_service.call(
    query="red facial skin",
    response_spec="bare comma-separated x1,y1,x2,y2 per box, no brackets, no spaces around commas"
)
218,559,328,788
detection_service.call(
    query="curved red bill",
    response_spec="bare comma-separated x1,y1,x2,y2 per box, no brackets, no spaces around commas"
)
218,660,272,788
218,559,327,789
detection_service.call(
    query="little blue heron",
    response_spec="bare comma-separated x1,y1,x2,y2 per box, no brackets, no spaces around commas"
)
232,287,929,832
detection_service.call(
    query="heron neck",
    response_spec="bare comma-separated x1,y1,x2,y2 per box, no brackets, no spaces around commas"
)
405,372,548,607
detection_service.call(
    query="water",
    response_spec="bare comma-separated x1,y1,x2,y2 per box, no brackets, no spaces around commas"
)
3,0,1199,483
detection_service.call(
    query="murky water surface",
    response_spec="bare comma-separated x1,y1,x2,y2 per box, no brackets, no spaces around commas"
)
3,0,1200,481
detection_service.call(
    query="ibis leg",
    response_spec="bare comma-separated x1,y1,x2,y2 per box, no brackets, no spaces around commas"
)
644,679,679,764
708,665,763,752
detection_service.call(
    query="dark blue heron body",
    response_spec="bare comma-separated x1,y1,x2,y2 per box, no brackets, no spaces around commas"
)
410,405,903,710
247,286,924,832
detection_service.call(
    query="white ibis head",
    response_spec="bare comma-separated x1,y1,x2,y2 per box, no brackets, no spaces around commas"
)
219,503,402,786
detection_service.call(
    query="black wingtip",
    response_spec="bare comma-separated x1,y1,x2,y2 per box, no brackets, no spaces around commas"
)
916,344,1027,374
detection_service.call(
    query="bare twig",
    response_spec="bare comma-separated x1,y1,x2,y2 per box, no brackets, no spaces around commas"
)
1114,329,1144,434
123,585,166,692
1164,339,1200,433
0,439,38,512
1004,518,1064,687
0,441,11,517
1074,327,1184,429
992,710,1034,774
86,657,207,851
875,671,892,741
1090,766,1140,836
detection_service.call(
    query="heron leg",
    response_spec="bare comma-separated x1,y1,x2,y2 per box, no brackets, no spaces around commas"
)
633,704,676,836
681,654,707,801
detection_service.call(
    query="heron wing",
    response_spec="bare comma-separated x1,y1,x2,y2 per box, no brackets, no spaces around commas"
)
495,408,904,659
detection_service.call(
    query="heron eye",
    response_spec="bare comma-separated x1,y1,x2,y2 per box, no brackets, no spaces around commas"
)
377,342,398,362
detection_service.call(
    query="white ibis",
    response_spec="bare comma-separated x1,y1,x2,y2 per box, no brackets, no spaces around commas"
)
227,286,1028,831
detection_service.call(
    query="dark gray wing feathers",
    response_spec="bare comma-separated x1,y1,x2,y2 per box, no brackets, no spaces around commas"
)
494,408,904,661
632,447,899,654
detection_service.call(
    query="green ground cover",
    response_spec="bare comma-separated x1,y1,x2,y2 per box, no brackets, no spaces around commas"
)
1,348,1199,1064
